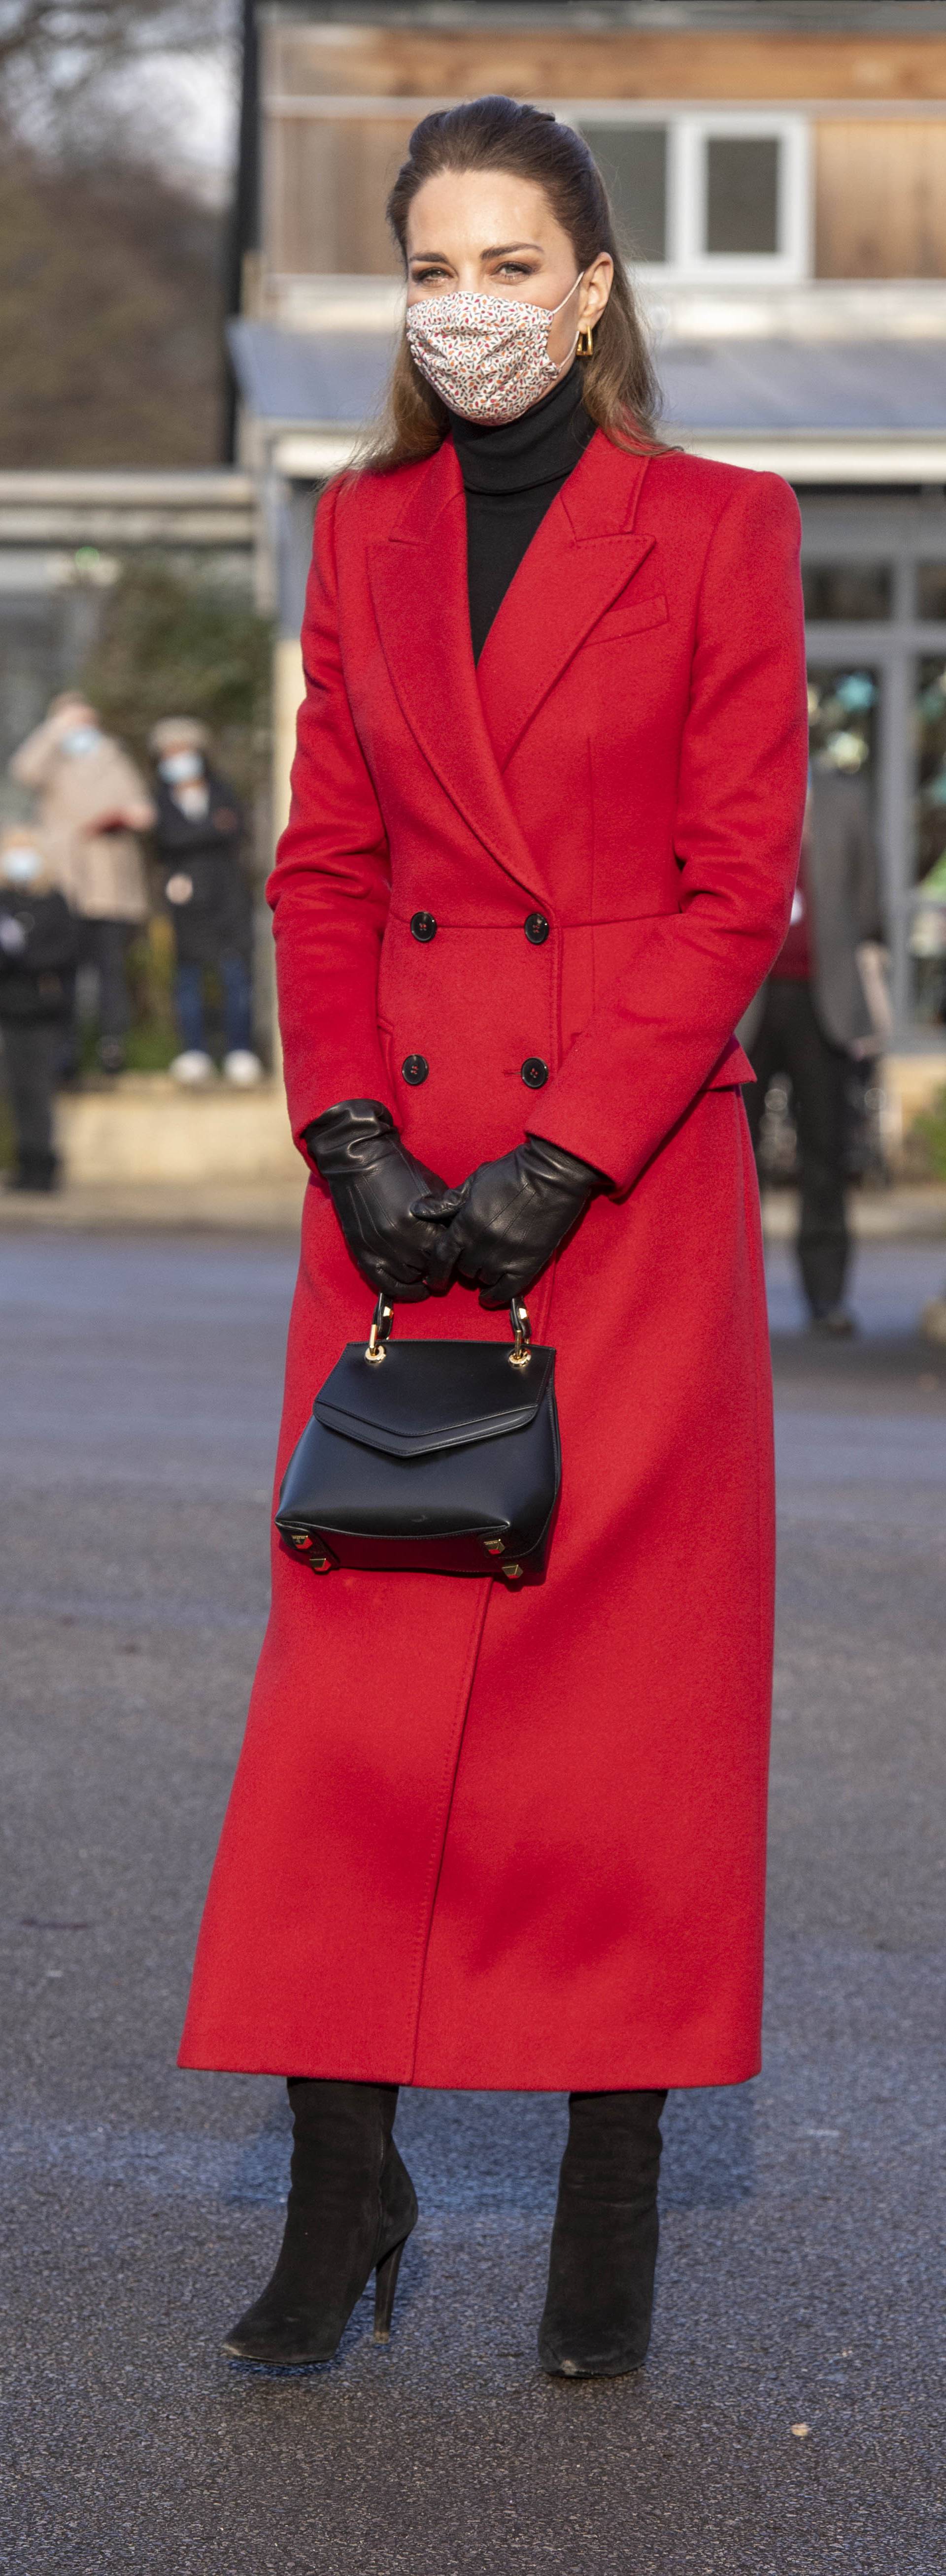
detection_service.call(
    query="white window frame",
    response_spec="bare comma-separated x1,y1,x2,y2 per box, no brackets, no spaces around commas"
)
571,106,811,285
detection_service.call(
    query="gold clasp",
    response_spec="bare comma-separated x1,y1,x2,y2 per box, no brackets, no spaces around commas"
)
508,1300,532,1370
365,1295,393,1365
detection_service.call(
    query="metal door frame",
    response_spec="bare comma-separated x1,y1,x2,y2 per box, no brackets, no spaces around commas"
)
801,491,946,1045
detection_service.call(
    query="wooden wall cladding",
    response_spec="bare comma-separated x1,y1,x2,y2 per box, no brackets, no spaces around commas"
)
816,124,946,277
265,24,946,105
267,118,412,273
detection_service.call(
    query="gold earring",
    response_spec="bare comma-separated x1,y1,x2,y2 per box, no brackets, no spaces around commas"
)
577,321,595,359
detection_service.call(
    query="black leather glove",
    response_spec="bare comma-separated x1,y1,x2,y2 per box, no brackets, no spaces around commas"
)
413,1133,607,1308
305,1099,451,1303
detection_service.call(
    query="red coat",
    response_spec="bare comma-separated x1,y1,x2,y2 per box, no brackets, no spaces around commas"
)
180,430,807,2090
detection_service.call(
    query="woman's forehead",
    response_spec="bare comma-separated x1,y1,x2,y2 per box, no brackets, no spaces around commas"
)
406,167,565,253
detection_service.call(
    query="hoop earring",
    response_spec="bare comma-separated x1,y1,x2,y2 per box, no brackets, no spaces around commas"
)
576,321,595,360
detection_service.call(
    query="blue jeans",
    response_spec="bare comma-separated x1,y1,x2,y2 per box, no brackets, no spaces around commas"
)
175,955,252,1057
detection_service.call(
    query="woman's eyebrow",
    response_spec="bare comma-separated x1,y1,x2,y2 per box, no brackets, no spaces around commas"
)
480,241,542,257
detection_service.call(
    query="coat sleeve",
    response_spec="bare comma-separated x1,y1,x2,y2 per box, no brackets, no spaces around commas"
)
532,471,809,1193
24,892,79,975
267,478,397,1154
9,720,57,789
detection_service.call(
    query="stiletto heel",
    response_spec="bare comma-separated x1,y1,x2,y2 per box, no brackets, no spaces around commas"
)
373,2236,406,2341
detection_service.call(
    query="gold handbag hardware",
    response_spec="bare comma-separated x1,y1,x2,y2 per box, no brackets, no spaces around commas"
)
365,1294,532,1369
366,1298,394,1364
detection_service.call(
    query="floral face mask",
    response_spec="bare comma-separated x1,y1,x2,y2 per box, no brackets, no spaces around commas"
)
405,276,583,425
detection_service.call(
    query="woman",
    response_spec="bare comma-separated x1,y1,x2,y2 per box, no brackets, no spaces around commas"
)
9,693,153,1077
180,97,808,2380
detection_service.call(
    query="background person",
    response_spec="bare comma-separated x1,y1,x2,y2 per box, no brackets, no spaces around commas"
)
9,692,153,1076
0,825,78,1192
150,717,262,1086
179,99,808,2385
742,763,884,1336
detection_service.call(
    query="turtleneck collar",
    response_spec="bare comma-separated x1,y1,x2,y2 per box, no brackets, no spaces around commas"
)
449,363,595,496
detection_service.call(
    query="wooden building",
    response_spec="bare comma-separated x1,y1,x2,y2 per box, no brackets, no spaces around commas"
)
257,3,946,289
230,0,946,1078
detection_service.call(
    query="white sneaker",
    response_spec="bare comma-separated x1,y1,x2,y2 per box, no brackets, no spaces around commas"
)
170,1050,214,1085
223,1049,264,1086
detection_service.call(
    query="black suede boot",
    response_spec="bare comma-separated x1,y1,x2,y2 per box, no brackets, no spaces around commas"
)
538,2087,668,2378
223,2079,418,2365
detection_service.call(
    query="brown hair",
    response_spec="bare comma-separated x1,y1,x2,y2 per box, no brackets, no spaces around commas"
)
364,95,663,473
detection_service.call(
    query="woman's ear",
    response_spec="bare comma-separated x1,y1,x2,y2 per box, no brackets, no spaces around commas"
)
580,253,614,331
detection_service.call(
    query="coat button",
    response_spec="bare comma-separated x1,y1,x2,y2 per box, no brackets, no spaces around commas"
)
410,912,437,943
521,1057,548,1089
524,913,549,946
402,1054,429,1085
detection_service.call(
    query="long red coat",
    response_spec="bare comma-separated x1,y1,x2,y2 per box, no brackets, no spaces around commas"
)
180,430,807,2091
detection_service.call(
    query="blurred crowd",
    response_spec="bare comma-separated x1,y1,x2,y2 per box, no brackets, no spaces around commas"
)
0,695,893,1337
0,690,262,1192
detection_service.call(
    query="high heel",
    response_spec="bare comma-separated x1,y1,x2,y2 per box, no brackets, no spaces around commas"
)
538,2087,667,2379
373,2234,406,2341
223,2079,417,2366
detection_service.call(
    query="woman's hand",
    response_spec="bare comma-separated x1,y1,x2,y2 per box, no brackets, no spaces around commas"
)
413,1134,607,1308
304,1100,452,1303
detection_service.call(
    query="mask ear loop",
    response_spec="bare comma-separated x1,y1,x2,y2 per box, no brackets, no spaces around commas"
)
548,273,586,379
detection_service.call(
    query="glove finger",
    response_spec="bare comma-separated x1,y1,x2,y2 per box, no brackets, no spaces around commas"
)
357,1247,429,1302
478,1259,540,1307
411,1187,466,1221
423,1228,460,1289
374,1272,429,1303
478,1280,518,1310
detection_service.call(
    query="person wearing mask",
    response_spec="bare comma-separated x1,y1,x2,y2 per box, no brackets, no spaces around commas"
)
179,100,808,2381
150,718,262,1087
9,692,153,1076
742,761,884,1335
0,827,78,1191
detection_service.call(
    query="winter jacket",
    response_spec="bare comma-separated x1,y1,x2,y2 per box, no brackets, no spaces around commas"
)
0,887,78,1023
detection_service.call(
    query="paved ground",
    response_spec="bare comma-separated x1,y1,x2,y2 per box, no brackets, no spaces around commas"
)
1,1227,944,2576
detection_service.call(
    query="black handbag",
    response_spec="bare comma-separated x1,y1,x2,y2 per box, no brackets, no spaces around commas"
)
275,1294,560,1583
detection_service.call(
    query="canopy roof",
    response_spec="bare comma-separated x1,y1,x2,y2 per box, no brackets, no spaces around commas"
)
230,318,946,442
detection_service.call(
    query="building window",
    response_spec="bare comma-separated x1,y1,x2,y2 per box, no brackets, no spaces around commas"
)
582,124,668,264
917,565,946,622
802,565,892,621
578,112,810,282
705,135,778,257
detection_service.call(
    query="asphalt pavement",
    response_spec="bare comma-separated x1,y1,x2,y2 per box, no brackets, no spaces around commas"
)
1,1224,944,2575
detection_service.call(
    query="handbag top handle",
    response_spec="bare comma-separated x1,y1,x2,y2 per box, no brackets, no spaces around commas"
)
365,1293,533,1372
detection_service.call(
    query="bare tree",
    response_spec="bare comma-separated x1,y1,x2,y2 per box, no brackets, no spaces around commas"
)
0,0,229,81
0,0,234,169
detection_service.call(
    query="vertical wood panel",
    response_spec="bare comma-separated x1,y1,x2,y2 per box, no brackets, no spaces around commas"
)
816,123,946,277
338,122,414,274
267,116,411,273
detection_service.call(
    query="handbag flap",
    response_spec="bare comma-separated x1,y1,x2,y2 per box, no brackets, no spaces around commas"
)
313,1339,555,1459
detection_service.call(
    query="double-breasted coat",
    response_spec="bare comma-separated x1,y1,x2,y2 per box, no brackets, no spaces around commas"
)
180,429,808,2092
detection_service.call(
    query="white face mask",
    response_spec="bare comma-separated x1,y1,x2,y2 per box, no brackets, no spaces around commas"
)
60,724,102,757
159,750,203,784
2,846,44,886
405,275,584,426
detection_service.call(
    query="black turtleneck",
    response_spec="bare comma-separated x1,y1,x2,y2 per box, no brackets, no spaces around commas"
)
450,364,596,663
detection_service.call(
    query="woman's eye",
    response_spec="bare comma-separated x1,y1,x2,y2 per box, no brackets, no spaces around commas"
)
495,263,537,281
411,267,449,286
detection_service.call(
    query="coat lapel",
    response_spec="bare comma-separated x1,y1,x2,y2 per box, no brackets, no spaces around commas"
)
369,441,545,907
475,432,656,773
